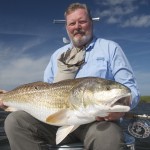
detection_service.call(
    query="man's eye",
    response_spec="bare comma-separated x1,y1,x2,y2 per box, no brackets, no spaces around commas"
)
79,20,88,24
80,21,87,24
68,22,75,26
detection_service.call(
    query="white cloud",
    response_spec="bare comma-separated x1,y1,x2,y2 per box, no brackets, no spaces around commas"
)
0,55,50,91
95,0,136,6
0,34,45,56
95,0,137,16
122,15,150,27
107,16,120,24
94,0,150,27
0,34,52,90
0,29,64,91
98,5,137,17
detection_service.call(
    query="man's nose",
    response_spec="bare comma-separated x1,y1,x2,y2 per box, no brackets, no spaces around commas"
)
74,22,82,29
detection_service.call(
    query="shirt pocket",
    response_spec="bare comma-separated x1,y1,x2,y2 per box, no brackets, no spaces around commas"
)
87,57,108,77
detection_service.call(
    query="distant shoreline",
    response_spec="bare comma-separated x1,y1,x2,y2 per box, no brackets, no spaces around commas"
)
140,101,150,103
140,96,150,103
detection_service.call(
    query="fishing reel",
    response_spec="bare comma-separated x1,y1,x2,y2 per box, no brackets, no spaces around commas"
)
125,113,150,139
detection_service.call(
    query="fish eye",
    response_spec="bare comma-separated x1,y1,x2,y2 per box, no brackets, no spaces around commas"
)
106,87,110,90
34,86,39,90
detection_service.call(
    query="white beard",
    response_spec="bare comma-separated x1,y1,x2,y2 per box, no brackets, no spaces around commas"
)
72,35,92,47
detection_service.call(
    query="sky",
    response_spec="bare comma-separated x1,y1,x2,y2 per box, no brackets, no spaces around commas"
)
0,0,150,96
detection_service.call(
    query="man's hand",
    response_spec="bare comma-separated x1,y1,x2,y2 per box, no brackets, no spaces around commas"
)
0,89,7,94
96,112,125,121
0,89,7,110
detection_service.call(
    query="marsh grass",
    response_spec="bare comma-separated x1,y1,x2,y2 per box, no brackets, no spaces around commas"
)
140,96,150,103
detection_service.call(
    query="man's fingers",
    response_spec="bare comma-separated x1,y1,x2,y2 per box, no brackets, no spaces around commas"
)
95,116,105,121
0,89,7,94
96,112,125,121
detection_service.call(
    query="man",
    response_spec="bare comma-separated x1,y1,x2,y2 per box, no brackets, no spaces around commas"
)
0,3,140,150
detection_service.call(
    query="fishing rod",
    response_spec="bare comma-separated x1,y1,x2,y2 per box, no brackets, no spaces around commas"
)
53,17,100,24
125,113,150,120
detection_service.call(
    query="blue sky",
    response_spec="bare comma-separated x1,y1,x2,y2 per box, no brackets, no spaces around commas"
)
0,0,150,96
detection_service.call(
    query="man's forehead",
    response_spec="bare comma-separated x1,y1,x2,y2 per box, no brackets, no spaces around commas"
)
66,9,88,20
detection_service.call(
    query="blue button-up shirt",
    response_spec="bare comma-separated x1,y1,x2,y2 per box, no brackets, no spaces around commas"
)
44,37,140,109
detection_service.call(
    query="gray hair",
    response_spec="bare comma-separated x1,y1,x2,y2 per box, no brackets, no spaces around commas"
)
64,3,92,21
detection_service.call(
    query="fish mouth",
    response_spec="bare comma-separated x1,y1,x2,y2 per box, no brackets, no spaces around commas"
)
109,93,131,107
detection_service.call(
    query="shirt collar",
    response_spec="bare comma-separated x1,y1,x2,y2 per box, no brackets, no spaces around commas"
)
86,36,97,51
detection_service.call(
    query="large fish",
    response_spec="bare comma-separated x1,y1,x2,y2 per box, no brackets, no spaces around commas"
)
0,77,131,144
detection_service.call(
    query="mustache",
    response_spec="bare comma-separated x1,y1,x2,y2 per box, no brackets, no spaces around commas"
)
73,30,85,35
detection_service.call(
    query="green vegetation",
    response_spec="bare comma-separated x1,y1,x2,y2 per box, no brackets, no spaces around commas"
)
140,96,150,103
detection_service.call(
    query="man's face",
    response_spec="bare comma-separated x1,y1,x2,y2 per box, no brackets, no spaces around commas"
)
66,8,93,48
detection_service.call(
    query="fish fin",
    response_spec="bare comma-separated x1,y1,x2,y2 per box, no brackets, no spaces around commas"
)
56,125,79,144
5,107,18,112
46,109,70,124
